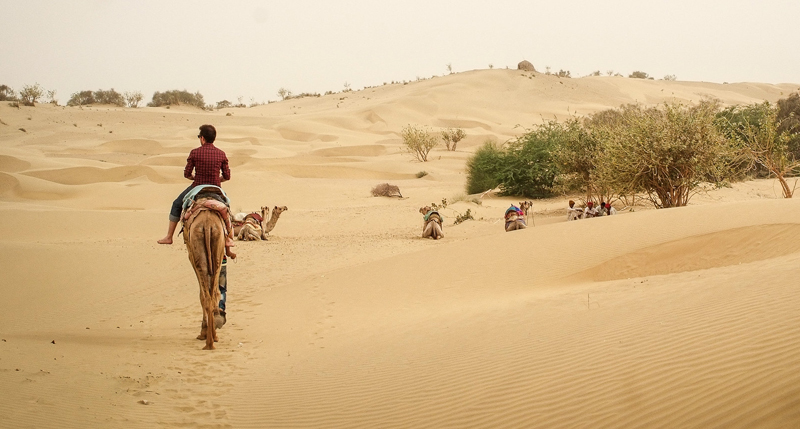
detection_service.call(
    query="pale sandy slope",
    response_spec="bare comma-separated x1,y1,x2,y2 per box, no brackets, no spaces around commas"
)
0,70,799,428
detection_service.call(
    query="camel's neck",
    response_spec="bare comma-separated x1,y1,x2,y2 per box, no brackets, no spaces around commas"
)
263,211,282,233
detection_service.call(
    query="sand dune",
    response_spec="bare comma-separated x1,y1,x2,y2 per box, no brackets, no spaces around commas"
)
1,70,799,428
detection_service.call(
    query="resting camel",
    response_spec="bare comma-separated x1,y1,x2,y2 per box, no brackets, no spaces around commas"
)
419,206,444,240
519,201,533,226
261,205,288,239
237,212,264,241
183,195,227,350
505,205,527,232
233,205,288,240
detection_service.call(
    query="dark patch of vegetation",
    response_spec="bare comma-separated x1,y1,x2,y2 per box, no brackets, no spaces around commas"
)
148,90,206,109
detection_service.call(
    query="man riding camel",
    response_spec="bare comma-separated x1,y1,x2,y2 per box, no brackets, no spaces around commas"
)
157,124,236,259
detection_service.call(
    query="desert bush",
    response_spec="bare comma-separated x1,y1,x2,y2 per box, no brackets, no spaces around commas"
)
777,92,800,158
663,74,677,81
401,125,438,162
722,102,799,197
629,71,650,79
0,85,16,101
595,101,730,208
67,90,95,106
495,123,563,198
277,88,292,100
46,89,57,105
716,102,774,179
216,100,233,109
556,69,571,78
453,209,474,225
93,89,124,106
18,83,44,106
286,92,320,100
466,141,505,194
148,90,205,108
440,128,466,151
551,117,605,199
124,91,143,108
371,183,402,197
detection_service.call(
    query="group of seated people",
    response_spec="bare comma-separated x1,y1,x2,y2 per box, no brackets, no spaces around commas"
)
566,200,616,221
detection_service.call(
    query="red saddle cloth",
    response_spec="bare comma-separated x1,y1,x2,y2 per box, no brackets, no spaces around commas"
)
183,198,233,237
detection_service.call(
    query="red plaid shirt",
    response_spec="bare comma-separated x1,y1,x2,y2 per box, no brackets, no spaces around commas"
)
184,143,230,187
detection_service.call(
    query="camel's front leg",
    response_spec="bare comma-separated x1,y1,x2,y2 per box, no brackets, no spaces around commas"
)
422,221,434,238
433,222,444,239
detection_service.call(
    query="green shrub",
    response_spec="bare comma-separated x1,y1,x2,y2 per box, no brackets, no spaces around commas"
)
94,89,124,106
0,85,16,101
716,102,774,179
595,101,729,208
496,123,562,198
777,92,800,159
552,117,603,198
629,71,650,79
722,101,799,198
465,141,504,194
401,125,438,162
148,90,205,108
68,90,95,106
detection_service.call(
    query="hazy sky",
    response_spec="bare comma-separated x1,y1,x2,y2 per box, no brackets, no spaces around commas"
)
2,0,799,105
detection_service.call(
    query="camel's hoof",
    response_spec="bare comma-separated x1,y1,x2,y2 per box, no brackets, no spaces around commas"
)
214,313,226,329
202,345,215,350
197,334,207,340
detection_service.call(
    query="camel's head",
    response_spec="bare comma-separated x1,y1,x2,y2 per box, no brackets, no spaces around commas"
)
419,206,432,215
272,206,288,216
519,201,532,213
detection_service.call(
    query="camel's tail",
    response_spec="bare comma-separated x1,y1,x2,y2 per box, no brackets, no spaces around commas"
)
204,220,215,296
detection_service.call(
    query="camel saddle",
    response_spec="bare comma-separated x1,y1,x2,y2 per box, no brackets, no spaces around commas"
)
233,212,263,229
181,186,233,237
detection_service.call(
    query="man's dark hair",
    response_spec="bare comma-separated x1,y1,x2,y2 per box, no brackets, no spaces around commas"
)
199,124,216,143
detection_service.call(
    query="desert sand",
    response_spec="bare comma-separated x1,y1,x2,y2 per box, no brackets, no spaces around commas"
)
1,69,800,428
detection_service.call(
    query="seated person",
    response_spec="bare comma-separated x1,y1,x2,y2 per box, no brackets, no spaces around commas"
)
604,202,617,215
567,200,582,221
583,201,599,219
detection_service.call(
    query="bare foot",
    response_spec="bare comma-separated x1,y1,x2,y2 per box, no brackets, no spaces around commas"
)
226,248,237,260
157,237,173,244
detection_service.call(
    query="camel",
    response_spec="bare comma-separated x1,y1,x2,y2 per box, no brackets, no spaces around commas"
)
236,210,264,241
505,205,527,232
232,205,287,240
519,200,534,226
420,206,444,240
260,205,288,239
183,196,227,350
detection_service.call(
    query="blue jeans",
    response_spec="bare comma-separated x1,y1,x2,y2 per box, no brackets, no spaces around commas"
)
219,257,227,313
169,185,193,222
